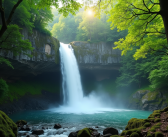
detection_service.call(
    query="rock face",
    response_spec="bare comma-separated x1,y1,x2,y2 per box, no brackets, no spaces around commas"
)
128,90,168,111
0,28,60,80
0,90,60,115
70,41,121,70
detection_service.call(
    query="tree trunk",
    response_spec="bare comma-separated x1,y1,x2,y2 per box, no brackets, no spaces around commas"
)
160,0,168,43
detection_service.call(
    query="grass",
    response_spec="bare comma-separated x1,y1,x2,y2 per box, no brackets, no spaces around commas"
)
0,79,60,103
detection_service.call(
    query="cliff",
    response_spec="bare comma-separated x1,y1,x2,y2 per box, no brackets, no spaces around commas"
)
70,41,121,70
0,28,60,80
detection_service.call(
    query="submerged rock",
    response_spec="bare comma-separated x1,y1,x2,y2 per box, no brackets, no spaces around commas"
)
68,132,77,137
54,123,62,129
32,129,44,135
103,127,118,135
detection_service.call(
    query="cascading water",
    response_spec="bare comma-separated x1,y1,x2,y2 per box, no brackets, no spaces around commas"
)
59,43,83,106
50,42,128,114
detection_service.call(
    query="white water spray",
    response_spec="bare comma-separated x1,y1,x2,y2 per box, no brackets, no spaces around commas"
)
49,43,130,114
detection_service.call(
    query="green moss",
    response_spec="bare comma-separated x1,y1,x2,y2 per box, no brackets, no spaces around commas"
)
125,118,145,130
124,129,141,136
147,132,152,137
77,128,92,137
149,127,156,132
144,122,151,127
149,123,162,132
155,132,164,137
0,111,17,137
120,130,126,136
154,118,161,123
142,91,158,102
166,126,168,130
130,132,140,137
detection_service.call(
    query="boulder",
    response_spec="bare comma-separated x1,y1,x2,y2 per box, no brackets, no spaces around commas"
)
91,130,100,137
16,120,27,127
26,135,39,137
77,128,92,137
54,123,62,129
32,129,44,135
0,110,17,137
103,127,118,135
132,90,150,99
68,132,77,137
19,125,31,131
141,91,160,104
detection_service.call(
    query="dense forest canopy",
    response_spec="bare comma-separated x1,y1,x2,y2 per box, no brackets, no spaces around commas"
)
0,0,168,96
48,8,127,44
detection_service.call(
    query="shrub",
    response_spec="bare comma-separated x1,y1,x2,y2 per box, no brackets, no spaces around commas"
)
155,132,164,137
0,78,8,97
130,132,140,137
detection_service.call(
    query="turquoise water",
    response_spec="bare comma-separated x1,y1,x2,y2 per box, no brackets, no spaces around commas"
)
9,109,152,137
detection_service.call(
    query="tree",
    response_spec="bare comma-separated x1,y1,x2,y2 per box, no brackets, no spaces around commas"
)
149,55,168,89
116,47,162,88
0,24,33,68
0,0,81,39
94,0,168,59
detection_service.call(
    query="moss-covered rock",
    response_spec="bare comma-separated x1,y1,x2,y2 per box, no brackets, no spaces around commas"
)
155,132,164,137
77,128,92,137
154,118,161,123
143,122,151,127
16,120,27,125
0,110,17,137
130,132,140,137
125,118,145,130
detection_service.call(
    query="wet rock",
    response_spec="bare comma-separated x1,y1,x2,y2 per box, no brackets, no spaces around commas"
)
142,104,149,110
95,126,99,128
16,120,27,127
32,129,44,135
103,127,118,135
91,130,100,137
133,90,150,99
68,132,77,137
54,123,62,129
19,125,31,131
26,135,39,137
103,133,112,137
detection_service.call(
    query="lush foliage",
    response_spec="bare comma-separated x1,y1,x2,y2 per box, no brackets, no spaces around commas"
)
93,0,167,59
0,78,8,98
149,55,168,89
116,47,162,88
50,9,127,43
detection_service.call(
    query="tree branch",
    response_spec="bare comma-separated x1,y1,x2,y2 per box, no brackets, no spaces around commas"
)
6,0,23,25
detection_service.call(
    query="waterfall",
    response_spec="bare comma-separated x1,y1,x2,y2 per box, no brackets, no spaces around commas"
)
51,42,116,114
59,43,83,106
